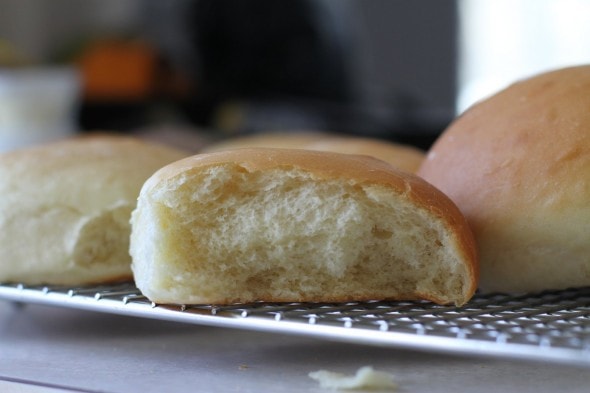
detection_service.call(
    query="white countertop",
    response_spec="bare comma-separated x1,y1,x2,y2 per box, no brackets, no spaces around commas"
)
0,300,588,393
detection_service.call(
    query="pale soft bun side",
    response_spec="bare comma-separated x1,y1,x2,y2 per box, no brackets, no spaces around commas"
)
131,148,478,306
0,135,188,285
417,65,590,293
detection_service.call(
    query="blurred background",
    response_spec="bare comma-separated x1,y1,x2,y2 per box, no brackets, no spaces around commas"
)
1,0,589,152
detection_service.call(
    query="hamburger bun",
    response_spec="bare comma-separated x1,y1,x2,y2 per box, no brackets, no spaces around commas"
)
305,136,425,173
202,131,327,152
417,65,590,293
204,132,425,173
130,148,478,306
0,135,188,285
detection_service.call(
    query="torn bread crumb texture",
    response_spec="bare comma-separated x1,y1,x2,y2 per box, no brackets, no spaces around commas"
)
308,366,397,391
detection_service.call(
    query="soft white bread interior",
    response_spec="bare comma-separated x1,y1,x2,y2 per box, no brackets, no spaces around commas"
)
130,148,478,306
418,65,590,293
203,132,425,173
0,135,188,285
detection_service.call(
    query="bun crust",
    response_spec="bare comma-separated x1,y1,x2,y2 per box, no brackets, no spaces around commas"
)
305,136,425,173
131,148,478,306
0,135,188,285
202,132,327,152
418,65,590,293
204,133,425,173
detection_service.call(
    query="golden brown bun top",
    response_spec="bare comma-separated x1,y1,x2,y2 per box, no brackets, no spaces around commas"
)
201,132,328,152
203,132,425,173
143,147,479,293
1,133,189,170
0,134,189,211
305,136,425,173
147,148,445,209
418,65,590,222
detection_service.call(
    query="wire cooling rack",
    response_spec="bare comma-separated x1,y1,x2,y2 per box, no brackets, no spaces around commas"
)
1,281,590,367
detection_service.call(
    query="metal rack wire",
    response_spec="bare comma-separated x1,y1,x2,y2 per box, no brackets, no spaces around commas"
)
1,282,590,367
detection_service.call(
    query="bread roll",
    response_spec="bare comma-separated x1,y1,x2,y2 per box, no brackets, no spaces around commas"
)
130,148,478,306
204,132,425,173
0,135,188,285
417,65,590,293
305,136,425,173
202,131,327,152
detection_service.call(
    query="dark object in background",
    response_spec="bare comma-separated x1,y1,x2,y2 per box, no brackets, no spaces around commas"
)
184,0,357,130
78,0,457,150
79,0,357,135
162,0,457,148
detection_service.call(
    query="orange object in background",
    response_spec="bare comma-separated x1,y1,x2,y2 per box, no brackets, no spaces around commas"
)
77,39,156,101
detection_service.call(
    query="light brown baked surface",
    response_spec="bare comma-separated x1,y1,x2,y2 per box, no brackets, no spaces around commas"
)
203,133,425,173
0,134,188,285
418,65,590,292
131,148,478,306
305,136,425,173
202,132,327,152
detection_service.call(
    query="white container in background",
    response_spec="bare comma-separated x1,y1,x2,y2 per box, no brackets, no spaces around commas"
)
0,67,80,152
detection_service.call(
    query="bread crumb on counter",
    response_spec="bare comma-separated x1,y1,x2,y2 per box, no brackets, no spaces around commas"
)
309,366,396,391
